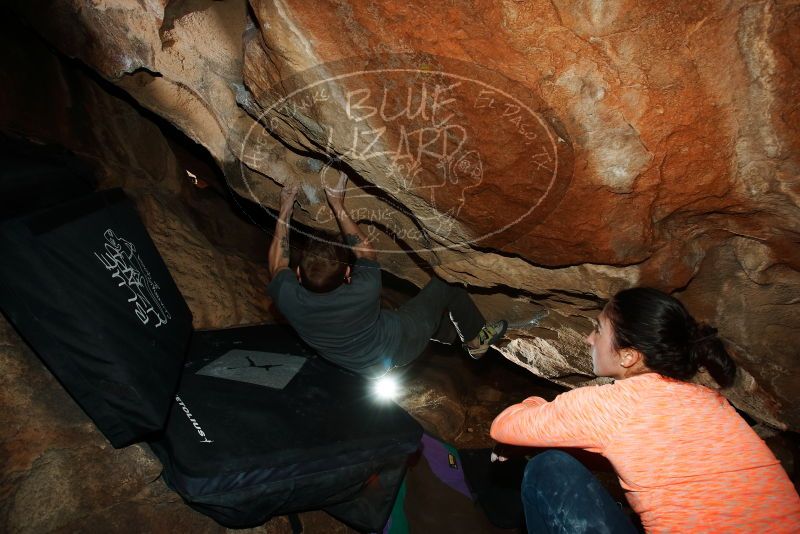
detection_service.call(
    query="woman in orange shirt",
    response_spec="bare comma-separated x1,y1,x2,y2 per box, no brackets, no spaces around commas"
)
490,287,800,533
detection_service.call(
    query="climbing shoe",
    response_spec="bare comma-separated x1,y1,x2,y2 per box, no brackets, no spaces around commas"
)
464,319,508,360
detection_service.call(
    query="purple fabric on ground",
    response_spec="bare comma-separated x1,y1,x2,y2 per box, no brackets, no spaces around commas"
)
421,434,472,498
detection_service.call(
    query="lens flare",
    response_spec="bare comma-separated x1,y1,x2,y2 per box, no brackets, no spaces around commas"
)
373,375,400,401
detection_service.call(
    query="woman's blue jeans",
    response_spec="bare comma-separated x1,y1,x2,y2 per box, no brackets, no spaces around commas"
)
522,450,638,534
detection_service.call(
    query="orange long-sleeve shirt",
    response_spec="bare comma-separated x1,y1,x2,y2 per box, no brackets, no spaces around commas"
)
490,373,800,533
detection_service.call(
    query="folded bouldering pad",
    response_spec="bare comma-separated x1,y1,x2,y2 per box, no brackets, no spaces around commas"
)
0,188,192,447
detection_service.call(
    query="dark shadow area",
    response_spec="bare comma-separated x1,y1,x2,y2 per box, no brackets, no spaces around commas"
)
0,133,98,221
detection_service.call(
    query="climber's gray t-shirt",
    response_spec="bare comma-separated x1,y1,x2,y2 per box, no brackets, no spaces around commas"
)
267,258,402,374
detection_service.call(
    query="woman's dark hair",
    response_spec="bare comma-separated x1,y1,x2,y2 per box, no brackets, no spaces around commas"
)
299,234,350,293
604,287,737,388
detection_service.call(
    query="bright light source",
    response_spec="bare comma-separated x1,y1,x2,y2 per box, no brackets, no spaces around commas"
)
373,375,400,401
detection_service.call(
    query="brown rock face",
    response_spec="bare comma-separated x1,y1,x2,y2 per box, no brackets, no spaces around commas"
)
4,0,800,463
243,0,800,430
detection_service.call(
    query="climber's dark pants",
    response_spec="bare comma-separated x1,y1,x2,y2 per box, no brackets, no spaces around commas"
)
362,278,485,377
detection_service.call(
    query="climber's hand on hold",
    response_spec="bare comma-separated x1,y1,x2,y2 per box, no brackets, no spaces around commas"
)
280,182,299,216
324,171,348,213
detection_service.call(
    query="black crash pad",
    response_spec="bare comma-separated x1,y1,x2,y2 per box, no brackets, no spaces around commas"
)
150,324,423,530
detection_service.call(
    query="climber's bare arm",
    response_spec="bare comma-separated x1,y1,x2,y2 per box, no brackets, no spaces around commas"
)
324,171,377,261
268,183,299,277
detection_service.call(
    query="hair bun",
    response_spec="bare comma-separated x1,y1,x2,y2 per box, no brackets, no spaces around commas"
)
692,323,718,345
687,323,718,368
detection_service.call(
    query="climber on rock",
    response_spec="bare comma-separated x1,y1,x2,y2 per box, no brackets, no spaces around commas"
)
266,169,508,378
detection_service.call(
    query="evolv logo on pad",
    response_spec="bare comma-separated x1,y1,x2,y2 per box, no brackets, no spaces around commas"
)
175,395,213,444
94,228,171,328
